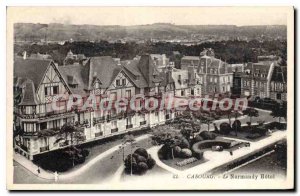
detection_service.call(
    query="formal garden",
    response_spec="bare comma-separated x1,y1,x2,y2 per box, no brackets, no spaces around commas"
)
149,102,287,171
151,117,248,171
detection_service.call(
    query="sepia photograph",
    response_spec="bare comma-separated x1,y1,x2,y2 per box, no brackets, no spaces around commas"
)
6,6,294,190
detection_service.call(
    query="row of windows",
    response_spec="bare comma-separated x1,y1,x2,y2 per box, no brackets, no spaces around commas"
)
180,88,200,96
110,90,132,100
45,86,59,96
116,79,126,86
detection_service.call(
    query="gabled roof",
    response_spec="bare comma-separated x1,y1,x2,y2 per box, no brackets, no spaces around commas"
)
122,55,174,88
58,64,87,96
82,56,121,90
14,57,53,90
122,60,148,88
138,55,164,87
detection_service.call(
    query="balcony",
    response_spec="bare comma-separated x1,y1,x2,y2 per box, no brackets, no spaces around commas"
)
16,110,74,120
140,121,147,126
111,128,118,133
126,124,133,129
59,141,69,147
40,145,49,153
95,132,103,137
93,116,106,125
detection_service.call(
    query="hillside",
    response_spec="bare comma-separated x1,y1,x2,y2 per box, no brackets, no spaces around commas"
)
14,23,287,42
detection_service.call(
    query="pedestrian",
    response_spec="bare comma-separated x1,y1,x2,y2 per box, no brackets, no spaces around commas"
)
54,171,58,182
230,151,233,156
37,167,40,175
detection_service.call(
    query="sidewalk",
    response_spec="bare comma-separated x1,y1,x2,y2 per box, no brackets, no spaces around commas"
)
14,153,55,180
13,134,150,181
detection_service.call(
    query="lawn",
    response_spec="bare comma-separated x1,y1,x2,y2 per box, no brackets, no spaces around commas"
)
214,124,286,142
159,137,247,171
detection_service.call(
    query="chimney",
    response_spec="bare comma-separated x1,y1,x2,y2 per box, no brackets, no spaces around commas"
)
23,51,27,60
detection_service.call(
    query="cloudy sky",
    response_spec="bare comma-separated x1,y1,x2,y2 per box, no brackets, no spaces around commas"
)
8,7,289,26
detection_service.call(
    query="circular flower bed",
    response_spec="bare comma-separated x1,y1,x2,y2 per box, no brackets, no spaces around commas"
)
191,140,232,159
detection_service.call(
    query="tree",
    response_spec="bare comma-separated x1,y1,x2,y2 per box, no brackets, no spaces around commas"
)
151,128,181,160
232,110,242,136
243,107,259,124
60,122,83,146
201,115,214,131
120,132,136,176
59,123,85,166
271,102,287,123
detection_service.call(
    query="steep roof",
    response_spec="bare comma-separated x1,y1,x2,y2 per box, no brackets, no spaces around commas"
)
19,80,39,106
82,56,121,90
137,55,164,87
122,60,149,88
123,55,174,88
271,66,287,83
58,64,87,96
14,57,52,90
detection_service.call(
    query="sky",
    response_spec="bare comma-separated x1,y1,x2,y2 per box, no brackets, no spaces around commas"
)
7,7,289,26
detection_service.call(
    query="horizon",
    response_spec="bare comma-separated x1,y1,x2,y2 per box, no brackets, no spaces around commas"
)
14,22,287,27
8,7,288,26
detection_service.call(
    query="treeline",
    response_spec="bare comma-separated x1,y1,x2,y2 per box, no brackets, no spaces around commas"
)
14,39,287,67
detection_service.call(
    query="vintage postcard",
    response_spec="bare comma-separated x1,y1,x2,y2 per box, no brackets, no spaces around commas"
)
6,6,294,190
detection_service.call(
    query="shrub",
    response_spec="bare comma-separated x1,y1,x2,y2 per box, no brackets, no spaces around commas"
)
219,122,232,135
267,122,286,130
254,127,268,136
147,156,156,169
173,146,182,157
158,144,173,160
137,162,149,174
136,155,147,163
232,120,242,132
81,149,90,157
179,138,190,149
74,154,85,164
134,148,149,159
180,148,192,158
199,131,217,140
124,154,137,169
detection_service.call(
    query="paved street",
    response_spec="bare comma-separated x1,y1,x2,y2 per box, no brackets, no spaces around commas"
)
14,109,280,184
